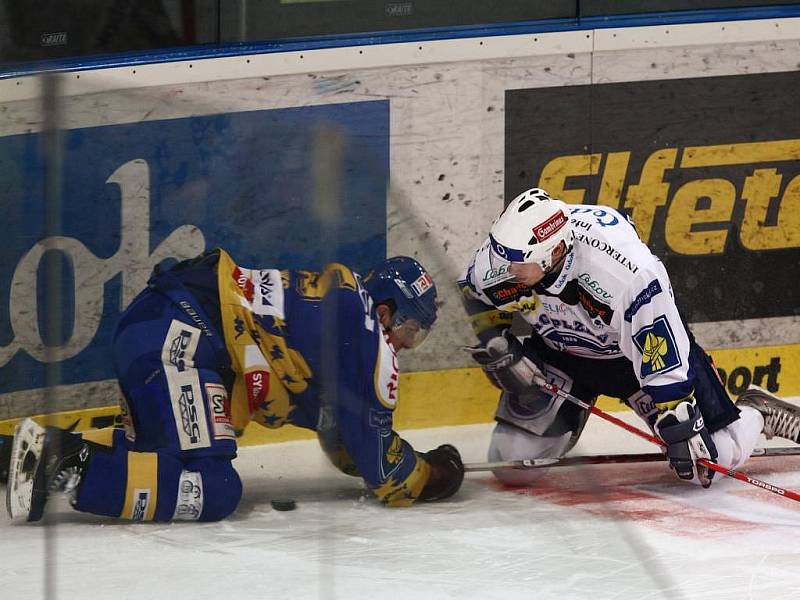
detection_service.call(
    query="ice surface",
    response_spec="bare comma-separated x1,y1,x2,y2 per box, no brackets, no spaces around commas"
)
2,413,799,600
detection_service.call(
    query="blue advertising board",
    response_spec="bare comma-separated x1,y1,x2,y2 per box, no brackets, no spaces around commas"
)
0,100,389,393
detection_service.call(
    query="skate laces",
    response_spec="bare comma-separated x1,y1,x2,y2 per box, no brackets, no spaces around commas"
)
50,466,82,494
46,440,89,497
49,466,83,508
762,405,800,443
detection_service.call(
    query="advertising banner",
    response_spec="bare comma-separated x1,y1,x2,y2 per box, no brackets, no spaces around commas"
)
0,101,389,394
505,71,800,323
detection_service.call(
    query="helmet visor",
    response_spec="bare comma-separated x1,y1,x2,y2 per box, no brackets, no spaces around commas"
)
390,312,432,349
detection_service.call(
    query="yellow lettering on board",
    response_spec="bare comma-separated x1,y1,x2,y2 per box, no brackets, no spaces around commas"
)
665,179,735,255
597,151,631,209
624,148,677,244
741,170,800,250
539,154,601,204
681,139,800,167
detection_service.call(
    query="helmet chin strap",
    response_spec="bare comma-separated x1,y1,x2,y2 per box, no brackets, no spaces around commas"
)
376,303,393,332
537,246,571,288
546,253,567,274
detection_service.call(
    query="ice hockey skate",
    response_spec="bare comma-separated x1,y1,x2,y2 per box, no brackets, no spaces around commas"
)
0,433,12,485
5,418,93,522
737,385,800,444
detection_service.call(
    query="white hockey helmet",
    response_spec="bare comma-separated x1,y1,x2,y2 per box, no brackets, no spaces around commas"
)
488,188,574,272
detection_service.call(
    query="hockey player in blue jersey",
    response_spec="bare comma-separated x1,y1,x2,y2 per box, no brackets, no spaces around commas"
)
5,249,464,522
459,188,800,486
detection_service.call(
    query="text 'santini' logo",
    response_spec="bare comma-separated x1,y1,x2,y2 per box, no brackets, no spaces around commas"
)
533,210,567,243
385,2,413,17
40,32,67,47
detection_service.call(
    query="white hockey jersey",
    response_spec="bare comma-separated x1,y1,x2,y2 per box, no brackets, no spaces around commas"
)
459,205,694,405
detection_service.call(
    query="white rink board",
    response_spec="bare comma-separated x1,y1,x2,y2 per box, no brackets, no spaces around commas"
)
1,17,799,415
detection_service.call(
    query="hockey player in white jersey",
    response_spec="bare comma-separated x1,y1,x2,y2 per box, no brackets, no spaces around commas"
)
459,188,800,486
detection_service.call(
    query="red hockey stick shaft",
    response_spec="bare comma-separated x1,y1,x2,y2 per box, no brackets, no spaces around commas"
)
537,379,800,503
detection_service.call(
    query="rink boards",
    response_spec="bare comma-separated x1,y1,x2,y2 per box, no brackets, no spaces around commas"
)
1,14,799,422
2,342,798,444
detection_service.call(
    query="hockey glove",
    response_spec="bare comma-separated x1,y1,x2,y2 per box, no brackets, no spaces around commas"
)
418,444,465,502
655,399,718,487
464,330,542,395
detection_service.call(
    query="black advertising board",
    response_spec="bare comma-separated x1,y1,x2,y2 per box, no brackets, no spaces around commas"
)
580,1,795,17
219,1,575,42
0,0,218,64
505,72,800,323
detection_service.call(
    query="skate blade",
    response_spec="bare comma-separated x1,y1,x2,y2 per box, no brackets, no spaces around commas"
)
743,384,779,400
5,418,46,521
740,384,800,412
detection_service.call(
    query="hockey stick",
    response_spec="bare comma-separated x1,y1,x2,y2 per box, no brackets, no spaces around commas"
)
534,376,800,503
464,446,800,472
465,458,561,472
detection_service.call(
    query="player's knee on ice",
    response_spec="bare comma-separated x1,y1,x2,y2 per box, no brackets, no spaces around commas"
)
708,405,764,474
488,423,573,486
180,458,242,522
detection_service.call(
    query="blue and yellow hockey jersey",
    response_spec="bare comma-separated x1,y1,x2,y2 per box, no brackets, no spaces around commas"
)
199,249,431,506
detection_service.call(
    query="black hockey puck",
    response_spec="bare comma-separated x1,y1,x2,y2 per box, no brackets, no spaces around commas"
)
271,499,296,511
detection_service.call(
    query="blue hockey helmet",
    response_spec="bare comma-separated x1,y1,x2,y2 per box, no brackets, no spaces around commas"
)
362,256,438,348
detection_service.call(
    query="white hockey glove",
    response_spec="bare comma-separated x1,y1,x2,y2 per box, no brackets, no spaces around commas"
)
464,330,542,395
655,398,718,487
